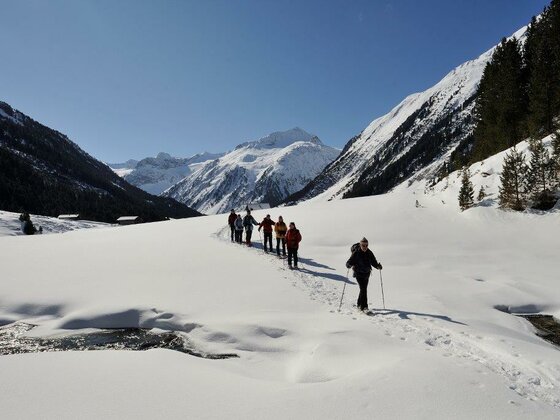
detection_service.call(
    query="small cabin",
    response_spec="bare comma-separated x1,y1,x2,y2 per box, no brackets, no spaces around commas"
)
58,214,80,221
116,216,143,225
246,203,271,211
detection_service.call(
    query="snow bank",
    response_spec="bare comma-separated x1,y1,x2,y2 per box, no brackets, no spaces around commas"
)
0,190,559,418
0,210,111,237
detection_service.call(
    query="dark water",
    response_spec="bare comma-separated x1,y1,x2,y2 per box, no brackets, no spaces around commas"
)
0,322,237,359
519,315,560,347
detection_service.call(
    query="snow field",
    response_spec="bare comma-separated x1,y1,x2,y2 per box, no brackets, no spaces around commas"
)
0,210,110,237
0,190,559,418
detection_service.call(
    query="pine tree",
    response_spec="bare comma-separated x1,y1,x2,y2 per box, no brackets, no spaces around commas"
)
458,167,475,211
477,185,486,202
551,131,560,187
527,138,556,209
525,1,560,136
499,147,528,211
472,38,528,161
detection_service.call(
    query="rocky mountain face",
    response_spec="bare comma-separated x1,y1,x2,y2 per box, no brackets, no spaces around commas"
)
162,128,340,214
285,27,527,204
109,151,224,195
0,101,200,222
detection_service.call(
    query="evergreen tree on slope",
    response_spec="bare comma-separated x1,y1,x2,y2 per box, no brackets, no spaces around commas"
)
472,38,527,161
458,167,475,211
499,147,528,211
527,138,556,209
551,131,560,188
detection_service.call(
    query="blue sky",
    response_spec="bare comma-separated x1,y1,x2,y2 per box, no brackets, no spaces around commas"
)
0,0,550,162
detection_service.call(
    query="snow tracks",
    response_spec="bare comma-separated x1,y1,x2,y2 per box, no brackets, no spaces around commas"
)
216,225,560,411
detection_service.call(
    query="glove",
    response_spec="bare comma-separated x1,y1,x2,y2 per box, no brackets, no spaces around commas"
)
378,263,383,270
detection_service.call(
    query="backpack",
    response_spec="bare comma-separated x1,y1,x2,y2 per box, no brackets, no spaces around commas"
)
350,243,360,254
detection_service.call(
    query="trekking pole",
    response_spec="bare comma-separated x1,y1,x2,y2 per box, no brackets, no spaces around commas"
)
338,269,349,311
379,269,386,309
258,230,264,251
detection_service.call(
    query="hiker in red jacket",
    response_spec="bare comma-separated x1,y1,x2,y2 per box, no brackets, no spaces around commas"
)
258,214,275,253
285,222,302,269
227,209,236,242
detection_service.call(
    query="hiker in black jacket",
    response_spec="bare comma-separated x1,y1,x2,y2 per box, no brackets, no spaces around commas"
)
346,237,382,311
243,210,259,246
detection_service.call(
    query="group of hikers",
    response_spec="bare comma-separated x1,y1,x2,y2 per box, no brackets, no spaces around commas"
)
228,209,302,269
228,209,383,311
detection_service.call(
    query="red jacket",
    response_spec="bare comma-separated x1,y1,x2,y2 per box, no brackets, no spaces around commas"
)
258,218,274,233
228,213,237,225
285,228,302,249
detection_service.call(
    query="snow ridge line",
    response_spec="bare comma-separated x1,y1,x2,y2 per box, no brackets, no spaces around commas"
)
214,226,560,409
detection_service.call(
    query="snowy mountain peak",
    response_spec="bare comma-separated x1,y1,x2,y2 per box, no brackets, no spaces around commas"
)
163,128,339,214
287,25,529,204
109,151,225,195
155,152,173,160
235,127,318,151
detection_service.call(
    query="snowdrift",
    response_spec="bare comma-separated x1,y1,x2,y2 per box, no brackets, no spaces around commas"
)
0,185,559,418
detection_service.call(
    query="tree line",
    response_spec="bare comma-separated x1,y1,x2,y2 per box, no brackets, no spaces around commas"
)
458,134,560,211
456,1,560,212
470,0,560,162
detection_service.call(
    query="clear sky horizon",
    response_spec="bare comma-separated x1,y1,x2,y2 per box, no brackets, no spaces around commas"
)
0,0,551,162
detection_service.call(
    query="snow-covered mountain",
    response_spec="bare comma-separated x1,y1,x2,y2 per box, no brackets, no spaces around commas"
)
0,101,200,222
287,27,528,205
109,152,224,196
163,128,340,214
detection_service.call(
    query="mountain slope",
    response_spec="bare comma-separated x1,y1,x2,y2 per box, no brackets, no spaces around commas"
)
0,101,201,222
163,128,339,214
109,152,224,195
286,27,527,204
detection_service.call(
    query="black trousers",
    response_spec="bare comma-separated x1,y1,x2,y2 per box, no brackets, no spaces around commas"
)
263,232,273,251
234,230,243,243
287,247,298,267
276,238,286,256
355,273,370,310
229,224,235,241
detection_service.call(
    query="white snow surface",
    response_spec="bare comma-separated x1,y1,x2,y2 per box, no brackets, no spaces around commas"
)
163,128,340,214
404,135,557,211
0,210,111,237
0,184,559,419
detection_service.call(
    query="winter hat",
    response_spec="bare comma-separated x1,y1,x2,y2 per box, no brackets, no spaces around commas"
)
360,237,368,244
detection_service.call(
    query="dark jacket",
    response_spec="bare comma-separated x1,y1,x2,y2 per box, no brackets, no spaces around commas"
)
258,218,274,233
228,213,237,225
346,248,380,277
285,228,302,249
243,215,258,232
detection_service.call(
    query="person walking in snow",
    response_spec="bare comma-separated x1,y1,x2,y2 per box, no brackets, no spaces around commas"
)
258,214,275,253
285,222,302,269
234,214,244,244
243,210,259,246
274,216,287,257
227,209,237,242
346,237,382,311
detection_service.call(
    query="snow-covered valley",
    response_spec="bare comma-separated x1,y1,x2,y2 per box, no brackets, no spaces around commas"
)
0,185,558,418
